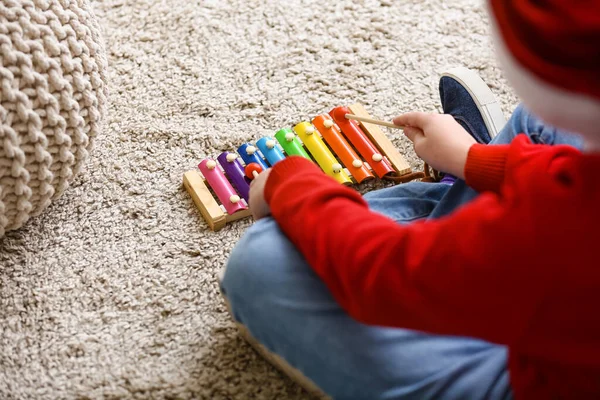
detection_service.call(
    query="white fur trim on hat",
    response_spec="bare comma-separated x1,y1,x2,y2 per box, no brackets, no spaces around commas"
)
489,13,600,141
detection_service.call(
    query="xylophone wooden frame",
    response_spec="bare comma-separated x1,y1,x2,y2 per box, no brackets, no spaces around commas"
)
183,103,437,231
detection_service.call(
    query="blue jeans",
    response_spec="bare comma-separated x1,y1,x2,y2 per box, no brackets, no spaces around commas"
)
220,104,584,399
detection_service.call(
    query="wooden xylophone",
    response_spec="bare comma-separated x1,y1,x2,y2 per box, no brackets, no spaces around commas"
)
183,103,434,231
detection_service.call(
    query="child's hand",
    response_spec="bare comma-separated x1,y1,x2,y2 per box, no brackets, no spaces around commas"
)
393,112,476,179
248,168,272,220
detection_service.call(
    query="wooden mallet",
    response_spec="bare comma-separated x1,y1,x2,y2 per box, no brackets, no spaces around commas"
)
245,162,263,180
344,112,437,181
344,113,404,129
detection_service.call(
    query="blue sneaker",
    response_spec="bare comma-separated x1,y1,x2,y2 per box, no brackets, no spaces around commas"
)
439,67,506,144
437,67,506,184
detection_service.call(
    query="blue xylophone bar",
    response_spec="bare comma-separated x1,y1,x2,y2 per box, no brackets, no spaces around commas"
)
237,143,269,170
256,137,286,166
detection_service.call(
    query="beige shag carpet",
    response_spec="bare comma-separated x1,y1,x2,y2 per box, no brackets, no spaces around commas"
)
0,0,519,398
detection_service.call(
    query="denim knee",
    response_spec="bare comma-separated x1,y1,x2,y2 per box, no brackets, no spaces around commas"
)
503,103,584,149
220,217,303,307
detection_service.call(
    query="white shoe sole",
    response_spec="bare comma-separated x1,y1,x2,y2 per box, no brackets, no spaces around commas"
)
441,67,506,139
231,316,330,399
217,268,329,399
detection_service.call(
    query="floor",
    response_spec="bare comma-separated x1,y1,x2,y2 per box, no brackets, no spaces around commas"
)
0,0,518,398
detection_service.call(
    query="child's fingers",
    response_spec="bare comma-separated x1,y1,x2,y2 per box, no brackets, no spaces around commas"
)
402,126,424,143
249,168,271,186
393,112,432,129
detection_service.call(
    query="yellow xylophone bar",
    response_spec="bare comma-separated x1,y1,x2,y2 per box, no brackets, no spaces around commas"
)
293,122,352,185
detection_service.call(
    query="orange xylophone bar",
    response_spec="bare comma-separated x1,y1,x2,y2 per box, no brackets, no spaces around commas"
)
312,114,374,183
330,106,395,178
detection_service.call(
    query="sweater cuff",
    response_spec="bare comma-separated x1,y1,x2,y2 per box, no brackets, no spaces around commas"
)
264,156,323,204
464,144,510,193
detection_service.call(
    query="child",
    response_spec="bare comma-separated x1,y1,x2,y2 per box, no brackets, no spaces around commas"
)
220,1,600,399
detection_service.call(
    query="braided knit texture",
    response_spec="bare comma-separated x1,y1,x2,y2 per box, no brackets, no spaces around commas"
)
0,0,108,237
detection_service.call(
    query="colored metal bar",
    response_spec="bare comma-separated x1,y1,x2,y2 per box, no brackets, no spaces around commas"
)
293,122,352,185
237,143,269,170
348,103,412,175
275,128,311,160
256,137,286,166
330,106,395,178
217,152,250,202
312,114,374,183
198,159,247,215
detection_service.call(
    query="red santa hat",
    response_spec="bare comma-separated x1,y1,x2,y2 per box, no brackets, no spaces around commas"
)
488,0,600,138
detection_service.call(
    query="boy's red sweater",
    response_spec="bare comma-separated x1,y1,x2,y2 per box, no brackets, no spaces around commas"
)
263,134,600,399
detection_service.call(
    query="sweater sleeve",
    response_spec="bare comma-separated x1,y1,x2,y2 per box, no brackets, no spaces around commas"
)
263,136,558,345
464,143,510,193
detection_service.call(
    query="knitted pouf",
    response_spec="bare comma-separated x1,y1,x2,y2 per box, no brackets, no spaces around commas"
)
0,0,108,238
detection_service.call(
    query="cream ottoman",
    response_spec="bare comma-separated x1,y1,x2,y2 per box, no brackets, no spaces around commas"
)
0,0,108,237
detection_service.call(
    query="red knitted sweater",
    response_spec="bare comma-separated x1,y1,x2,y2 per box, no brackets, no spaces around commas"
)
263,134,600,399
